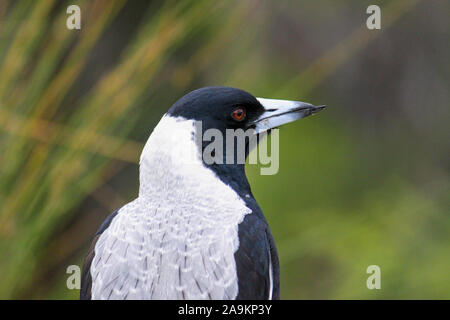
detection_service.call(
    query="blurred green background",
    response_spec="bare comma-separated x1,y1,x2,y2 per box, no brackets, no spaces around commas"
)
0,0,448,299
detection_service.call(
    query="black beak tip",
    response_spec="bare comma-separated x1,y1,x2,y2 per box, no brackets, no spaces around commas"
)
312,105,327,113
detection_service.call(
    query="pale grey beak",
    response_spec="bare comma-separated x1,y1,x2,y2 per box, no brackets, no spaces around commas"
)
253,97,326,133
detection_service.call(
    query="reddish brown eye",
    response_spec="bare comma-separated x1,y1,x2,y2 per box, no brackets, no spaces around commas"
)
231,107,246,121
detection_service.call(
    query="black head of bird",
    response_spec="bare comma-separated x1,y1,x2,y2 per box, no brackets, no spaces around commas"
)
81,86,326,300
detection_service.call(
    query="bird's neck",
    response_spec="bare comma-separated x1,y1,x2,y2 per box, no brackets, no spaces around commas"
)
206,163,252,197
139,116,252,202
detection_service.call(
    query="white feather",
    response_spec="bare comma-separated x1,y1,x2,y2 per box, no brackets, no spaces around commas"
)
90,115,252,299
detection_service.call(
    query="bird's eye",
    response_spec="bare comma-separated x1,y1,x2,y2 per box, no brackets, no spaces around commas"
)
231,107,246,121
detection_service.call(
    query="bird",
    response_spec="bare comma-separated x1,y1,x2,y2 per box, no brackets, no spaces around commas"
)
80,86,325,300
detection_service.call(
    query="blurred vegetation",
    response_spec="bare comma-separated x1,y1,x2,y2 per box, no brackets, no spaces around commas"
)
0,0,448,299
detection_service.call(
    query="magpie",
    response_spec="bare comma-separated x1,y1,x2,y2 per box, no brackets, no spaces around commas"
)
80,86,325,300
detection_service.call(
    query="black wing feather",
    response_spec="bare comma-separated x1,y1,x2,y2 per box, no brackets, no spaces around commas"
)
80,209,120,300
235,211,280,299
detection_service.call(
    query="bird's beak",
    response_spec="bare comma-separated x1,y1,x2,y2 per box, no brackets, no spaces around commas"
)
253,98,326,133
